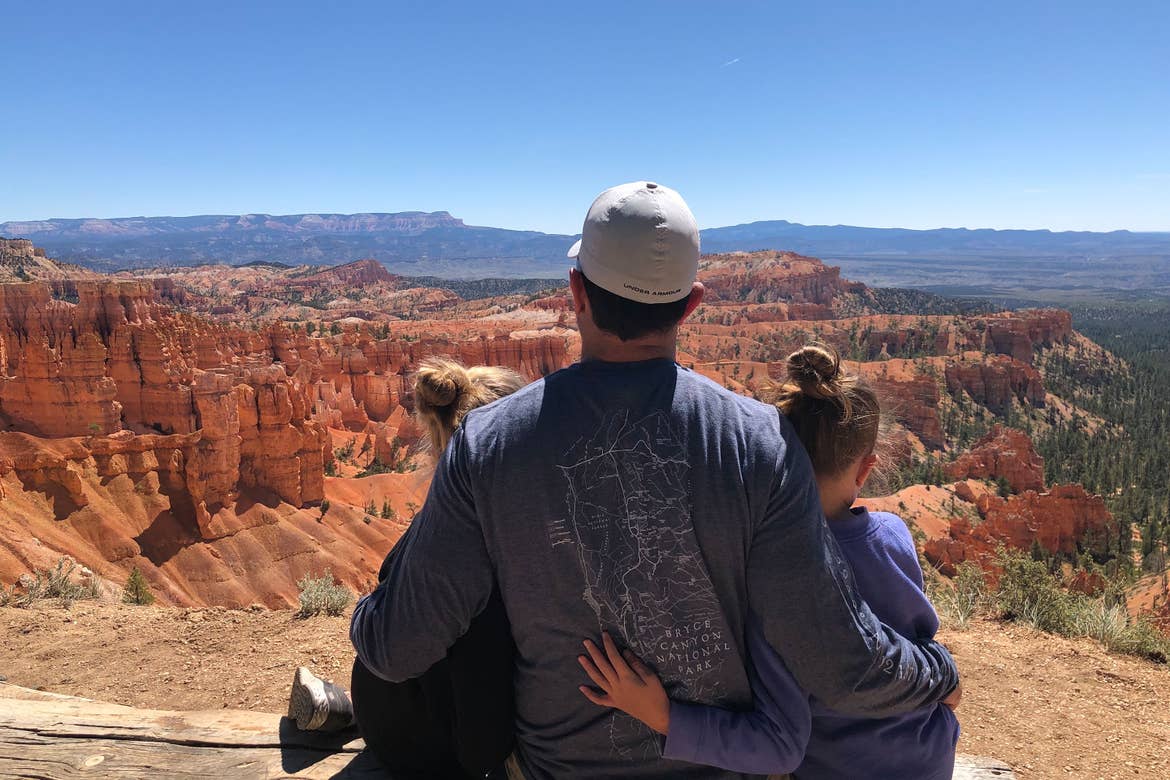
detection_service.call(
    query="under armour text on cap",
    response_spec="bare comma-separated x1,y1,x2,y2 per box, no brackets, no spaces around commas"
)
567,181,700,304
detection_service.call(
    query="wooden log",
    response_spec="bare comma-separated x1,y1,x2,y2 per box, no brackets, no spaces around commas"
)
954,755,1017,778
0,684,374,779
1,684,1014,778
771,755,1013,780
0,726,385,779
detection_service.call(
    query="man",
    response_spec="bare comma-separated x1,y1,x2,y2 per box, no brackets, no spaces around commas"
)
351,182,959,778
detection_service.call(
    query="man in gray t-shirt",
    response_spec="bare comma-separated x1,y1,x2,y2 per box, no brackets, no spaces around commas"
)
352,182,959,779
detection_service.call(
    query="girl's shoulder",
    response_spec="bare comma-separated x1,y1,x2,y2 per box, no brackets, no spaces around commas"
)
852,509,930,596
861,510,918,553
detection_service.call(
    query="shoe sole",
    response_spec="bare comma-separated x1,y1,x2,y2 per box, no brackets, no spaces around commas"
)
289,666,329,731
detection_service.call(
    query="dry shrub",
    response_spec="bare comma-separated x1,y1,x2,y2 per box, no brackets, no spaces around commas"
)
296,570,352,618
5,558,100,608
929,561,988,630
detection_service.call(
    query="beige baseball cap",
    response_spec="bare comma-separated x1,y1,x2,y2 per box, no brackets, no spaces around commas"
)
567,181,700,304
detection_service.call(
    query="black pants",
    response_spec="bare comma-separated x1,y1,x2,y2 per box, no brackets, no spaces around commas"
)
352,590,516,779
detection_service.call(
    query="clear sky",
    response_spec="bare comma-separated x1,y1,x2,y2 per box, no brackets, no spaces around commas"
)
3,1,1168,233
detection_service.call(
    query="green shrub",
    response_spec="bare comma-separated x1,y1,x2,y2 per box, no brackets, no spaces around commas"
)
992,548,1169,663
295,570,352,618
995,475,1012,498
1068,599,1169,662
356,458,393,477
334,438,356,463
121,567,155,606
993,548,1076,634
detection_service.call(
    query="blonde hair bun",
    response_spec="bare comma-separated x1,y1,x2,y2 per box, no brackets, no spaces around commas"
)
414,357,526,454
786,344,842,401
415,360,471,409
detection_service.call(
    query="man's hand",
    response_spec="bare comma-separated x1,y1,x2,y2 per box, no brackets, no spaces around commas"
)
943,682,962,710
578,632,670,735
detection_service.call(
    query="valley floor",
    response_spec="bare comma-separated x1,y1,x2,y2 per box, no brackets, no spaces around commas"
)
0,604,1166,779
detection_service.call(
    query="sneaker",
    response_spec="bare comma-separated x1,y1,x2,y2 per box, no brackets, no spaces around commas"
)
288,666,355,732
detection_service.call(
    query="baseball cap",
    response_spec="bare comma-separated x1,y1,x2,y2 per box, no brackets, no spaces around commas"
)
567,181,700,304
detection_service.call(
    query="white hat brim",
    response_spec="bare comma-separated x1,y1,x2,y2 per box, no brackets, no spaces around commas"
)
567,238,582,258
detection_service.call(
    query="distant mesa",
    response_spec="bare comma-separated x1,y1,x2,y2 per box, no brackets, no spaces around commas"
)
0,211,466,239
4,211,1168,294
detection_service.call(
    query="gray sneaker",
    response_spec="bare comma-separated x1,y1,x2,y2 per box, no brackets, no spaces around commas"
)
288,666,355,732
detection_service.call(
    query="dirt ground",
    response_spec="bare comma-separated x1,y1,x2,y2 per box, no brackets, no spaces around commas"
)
1,603,1167,780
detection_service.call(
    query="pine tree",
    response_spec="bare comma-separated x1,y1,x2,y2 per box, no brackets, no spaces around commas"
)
122,567,155,606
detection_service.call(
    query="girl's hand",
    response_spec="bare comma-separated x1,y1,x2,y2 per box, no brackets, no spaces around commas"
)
943,681,962,710
577,631,670,735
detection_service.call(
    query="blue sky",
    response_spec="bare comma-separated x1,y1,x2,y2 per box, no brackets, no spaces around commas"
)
2,1,1168,232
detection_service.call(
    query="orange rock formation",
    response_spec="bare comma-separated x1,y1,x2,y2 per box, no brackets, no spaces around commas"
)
945,425,1046,494
924,484,1116,575
0,246,1111,614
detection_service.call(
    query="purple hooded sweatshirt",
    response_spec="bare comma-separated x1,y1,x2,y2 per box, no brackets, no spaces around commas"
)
664,508,960,779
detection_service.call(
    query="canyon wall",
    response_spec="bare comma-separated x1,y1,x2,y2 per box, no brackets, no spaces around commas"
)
0,248,1115,614
0,275,579,606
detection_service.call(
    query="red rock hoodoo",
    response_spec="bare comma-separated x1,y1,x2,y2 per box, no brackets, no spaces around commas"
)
945,425,1047,494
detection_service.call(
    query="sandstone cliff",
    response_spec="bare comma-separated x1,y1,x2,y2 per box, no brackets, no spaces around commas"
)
0,238,97,283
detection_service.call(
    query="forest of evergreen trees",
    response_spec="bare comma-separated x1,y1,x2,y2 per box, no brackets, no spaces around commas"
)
871,294,1169,581
1035,301,1170,574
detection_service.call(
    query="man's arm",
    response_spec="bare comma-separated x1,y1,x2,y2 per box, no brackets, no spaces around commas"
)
350,426,493,682
748,416,959,716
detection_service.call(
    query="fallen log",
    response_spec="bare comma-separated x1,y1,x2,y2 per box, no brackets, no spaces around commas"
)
0,683,1014,778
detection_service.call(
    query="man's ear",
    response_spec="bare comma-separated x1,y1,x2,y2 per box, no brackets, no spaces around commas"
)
681,282,705,320
568,268,588,315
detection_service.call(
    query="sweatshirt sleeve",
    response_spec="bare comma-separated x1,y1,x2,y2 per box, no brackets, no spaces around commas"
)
747,414,959,716
871,512,941,640
350,426,494,682
883,513,927,591
662,616,811,774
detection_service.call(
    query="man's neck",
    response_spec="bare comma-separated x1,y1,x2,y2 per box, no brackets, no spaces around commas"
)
579,333,678,364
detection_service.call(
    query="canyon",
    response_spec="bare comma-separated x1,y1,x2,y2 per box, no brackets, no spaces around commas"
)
0,244,1156,625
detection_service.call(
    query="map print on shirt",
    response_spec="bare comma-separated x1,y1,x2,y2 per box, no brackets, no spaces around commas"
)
553,409,734,756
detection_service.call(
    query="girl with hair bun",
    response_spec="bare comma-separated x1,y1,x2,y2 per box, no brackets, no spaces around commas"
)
290,357,525,780
414,357,527,454
579,344,961,779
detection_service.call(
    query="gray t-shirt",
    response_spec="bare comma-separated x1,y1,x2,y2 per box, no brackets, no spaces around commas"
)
352,359,957,779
